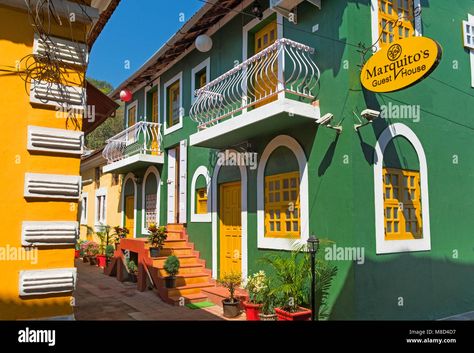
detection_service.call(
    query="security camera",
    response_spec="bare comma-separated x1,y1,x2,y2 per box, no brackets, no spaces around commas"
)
361,109,380,121
316,113,334,125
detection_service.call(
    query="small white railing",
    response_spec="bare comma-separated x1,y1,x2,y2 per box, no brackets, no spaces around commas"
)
102,122,162,164
189,38,320,129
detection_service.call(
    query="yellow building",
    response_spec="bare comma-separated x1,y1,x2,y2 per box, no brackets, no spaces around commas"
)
0,0,119,320
79,148,122,242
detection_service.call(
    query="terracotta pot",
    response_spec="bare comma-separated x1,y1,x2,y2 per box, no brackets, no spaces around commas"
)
258,313,278,321
96,255,107,268
275,307,312,321
74,250,80,259
222,299,241,318
243,301,262,321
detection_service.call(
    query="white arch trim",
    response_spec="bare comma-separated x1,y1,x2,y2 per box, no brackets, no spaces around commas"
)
121,172,138,238
257,135,309,250
211,150,248,280
141,166,161,234
374,123,431,254
190,166,211,222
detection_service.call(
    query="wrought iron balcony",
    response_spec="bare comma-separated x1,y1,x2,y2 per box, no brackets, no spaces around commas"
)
189,38,320,130
102,121,163,174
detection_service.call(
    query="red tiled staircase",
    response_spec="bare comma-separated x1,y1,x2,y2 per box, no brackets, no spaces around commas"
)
105,224,214,305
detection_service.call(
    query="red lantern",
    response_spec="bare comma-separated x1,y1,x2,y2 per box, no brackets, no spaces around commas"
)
120,89,132,102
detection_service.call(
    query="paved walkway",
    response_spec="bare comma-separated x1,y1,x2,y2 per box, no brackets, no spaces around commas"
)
73,259,240,320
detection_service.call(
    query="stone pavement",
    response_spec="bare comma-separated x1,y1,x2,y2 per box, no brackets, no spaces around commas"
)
73,259,243,320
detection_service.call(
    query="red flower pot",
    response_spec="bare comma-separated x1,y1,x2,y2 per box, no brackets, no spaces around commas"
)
96,255,107,268
243,301,262,321
74,250,80,259
275,307,312,321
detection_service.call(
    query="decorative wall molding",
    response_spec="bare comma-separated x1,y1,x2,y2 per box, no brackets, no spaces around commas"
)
19,268,77,297
33,33,88,66
21,221,78,247
27,126,84,155
30,79,85,109
24,173,81,199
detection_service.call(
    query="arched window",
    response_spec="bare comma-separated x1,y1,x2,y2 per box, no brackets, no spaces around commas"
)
122,173,137,238
142,166,160,233
374,123,430,254
190,166,211,222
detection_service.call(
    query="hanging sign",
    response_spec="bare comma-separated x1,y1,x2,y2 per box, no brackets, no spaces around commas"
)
360,36,442,93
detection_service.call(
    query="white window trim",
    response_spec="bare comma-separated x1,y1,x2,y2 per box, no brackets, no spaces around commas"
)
121,173,138,238
94,188,107,231
242,9,283,110
190,166,211,222
373,123,431,254
126,100,138,128
191,58,210,104
163,72,184,135
257,135,309,251
370,0,422,52
80,192,88,225
141,166,161,234
467,14,474,88
211,150,248,280
144,77,160,122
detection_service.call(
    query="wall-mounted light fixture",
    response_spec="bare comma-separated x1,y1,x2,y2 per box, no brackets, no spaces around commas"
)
316,113,342,134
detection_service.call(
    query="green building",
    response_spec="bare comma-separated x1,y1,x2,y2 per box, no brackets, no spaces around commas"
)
101,0,474,319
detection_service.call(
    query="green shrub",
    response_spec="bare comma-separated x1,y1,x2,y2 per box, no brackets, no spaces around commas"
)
163,255,180,277
127,259,138,274
105,245,115,258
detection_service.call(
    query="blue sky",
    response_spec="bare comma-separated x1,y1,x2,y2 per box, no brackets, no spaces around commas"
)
87,0,204,88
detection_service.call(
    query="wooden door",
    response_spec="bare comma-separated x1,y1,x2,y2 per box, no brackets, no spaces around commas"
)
125,195,134,238
254,20,278,108
219,182,242,278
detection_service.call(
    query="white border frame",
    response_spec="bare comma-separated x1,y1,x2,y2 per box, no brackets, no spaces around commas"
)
163,72,184,135
370,0,422,52
144,77,160,122
190,166,211,222
467,14,474,88
141,166,161,234
373,123,431,254
80,192,88,225
211,150,248,280
257,135,309,250
121,173,138,238
126,100,138,128
94,187,107,231
191,58,210,104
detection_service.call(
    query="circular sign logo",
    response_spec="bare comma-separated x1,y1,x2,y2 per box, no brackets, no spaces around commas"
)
387,43,402,61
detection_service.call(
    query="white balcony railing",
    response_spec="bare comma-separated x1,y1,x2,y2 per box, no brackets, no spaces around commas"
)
102,121,162,164
190,38,320,129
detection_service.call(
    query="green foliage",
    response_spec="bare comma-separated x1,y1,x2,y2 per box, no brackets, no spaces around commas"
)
163,255,180,277
113,226,129,243
84,78,124,150
217,271,242,303
105,245,115,258
263,251,310,313
147,224,167,249
126,259,138,274
314,261,338,320
244,270,267,304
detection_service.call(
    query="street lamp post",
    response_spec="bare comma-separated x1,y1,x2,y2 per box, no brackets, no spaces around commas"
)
307,235,320,321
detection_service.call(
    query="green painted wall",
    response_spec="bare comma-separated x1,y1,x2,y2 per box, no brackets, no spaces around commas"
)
117,0,474,319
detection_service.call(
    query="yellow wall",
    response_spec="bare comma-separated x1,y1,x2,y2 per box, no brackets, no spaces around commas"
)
0,5,88,319
79,159,122,243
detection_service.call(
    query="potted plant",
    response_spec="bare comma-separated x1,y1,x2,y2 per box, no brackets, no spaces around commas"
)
86,241,99,265
74,240,84,259
264,251,312,321
243,270,267,320
217,271,242,318
80,240,90,262
147,223,167,258
259,290,277,321
105,244,115,260
163,255,180,288
113,226,129,249
96,231,107,268
127,259,138,283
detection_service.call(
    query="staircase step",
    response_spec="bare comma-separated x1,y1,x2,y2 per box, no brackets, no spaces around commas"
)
160,246,193,256
167,224,185,231
155,263,205,276
174,272,210,286
162,239,188,248
168,293,209,305
167,282,215,297
152,255,198,266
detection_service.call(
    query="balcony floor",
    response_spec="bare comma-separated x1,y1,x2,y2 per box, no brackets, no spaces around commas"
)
189,98,320,149
102,153,164,174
